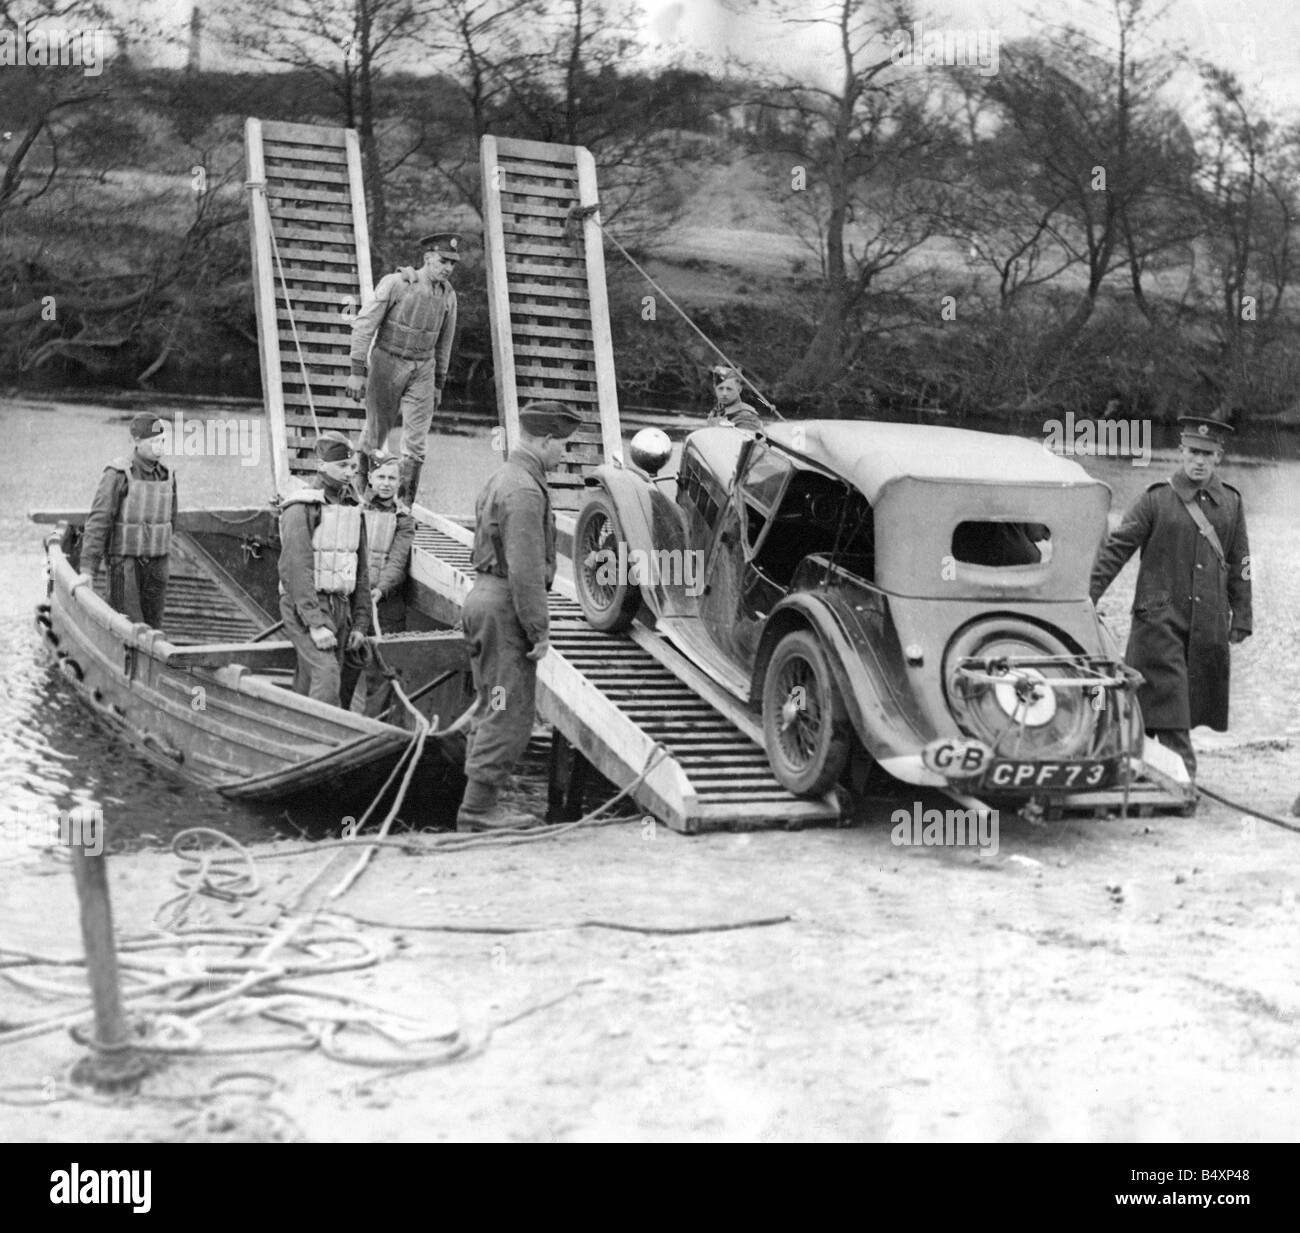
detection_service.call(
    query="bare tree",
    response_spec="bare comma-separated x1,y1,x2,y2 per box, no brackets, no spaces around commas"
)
740,0,960,396
215,0,435,251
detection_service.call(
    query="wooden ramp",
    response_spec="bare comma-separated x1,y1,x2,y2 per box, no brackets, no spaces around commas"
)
245,118,373,491
480,135,623,512
409,510,841,833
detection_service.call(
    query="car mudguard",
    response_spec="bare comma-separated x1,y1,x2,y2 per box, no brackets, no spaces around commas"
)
753,591,936,776
581,465,686,621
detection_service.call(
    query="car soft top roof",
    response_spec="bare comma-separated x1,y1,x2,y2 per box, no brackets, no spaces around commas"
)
761,420,1100,502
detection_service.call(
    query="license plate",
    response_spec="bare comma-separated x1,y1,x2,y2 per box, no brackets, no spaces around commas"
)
982,760,1113,791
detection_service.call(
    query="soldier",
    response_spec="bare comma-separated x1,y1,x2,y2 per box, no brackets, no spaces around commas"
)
277,432,372,706
78,413,178,630
706,365,762,431
1091,415,1252,780
457,401,583,832
346,232,460,505
341,450,414,717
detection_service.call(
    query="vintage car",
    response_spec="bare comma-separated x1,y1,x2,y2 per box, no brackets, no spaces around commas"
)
572,420,1151,803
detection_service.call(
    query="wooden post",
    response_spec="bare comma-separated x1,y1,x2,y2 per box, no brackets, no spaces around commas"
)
547,730,593,823
68,842,148,1090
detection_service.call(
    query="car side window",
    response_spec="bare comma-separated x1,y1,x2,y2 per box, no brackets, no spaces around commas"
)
739,445,794,551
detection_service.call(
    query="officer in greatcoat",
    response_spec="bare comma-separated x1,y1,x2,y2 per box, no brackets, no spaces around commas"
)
340,450,414,717
278,433,372,706
79,413,178,630
346,232,460,506
1090,416,1253,778
457,401,583,831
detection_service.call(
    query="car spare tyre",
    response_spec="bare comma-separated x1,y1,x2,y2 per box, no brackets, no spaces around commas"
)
943,616,1095,759
762,629,853,796
573,489,642,633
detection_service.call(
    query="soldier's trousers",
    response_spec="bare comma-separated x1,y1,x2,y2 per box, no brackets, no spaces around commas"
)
341,597,406,718
361,348,437,465
106,555,169,630
461,575,537,788
280,592,352,707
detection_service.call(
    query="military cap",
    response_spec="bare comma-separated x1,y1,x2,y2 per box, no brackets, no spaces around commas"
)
519,401,583,438
369,448,399,470
129,413,166,439
710,364,742,384
314,431,354,462
1177,415,1233,447
419,232,461,259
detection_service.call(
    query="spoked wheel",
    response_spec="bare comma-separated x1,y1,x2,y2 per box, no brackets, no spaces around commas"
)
762,629,853,796
573,490,641,633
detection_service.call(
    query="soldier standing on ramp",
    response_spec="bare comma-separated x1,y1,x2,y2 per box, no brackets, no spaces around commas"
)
1090,415,1253,781
457,402,583,832
346,233,460,506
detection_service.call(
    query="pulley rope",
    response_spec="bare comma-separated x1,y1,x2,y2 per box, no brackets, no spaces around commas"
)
572,204,783,419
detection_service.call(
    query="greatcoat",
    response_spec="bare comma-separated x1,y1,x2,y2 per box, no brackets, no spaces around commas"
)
1090,471,1252,731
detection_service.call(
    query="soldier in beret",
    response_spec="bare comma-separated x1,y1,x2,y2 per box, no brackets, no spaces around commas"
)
78,413,178,630
707,365,762,431
277,432,372,706
340,450,415,716
1091,415,1253,780
346,232,461,506
457,401,583,831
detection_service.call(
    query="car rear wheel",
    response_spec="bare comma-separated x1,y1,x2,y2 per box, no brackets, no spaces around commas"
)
574,490,641,634
762,629,852,796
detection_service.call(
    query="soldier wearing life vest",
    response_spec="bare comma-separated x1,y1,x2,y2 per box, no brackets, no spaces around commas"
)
346,232,460,507
78,413,178,630
340,451,414,717
277,433,372,707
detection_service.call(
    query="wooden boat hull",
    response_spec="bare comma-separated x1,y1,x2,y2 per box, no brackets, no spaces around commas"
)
36,514,472,821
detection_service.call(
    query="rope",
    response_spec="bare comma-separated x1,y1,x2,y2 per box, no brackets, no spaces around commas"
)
246,176,320,438
325,593,435,900
1194,783,1300,835
573,203,782,418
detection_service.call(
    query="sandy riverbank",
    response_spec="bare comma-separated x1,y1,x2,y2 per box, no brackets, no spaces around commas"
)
2,739,1298,1143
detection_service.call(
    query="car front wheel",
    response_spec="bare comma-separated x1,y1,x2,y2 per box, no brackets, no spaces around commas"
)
573,490,641,633
762,628,852,796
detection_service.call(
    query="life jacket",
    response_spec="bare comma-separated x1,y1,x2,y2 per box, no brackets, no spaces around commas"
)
312,502,362,595
376,268,445,361
106,457,173,557
364,507,398,590
282,488,363,596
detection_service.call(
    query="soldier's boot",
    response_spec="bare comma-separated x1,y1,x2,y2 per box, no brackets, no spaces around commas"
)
354,450,371,500
456,779,539,833
398,459,423,507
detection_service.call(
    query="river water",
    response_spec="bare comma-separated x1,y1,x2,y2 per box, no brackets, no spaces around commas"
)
1,397,1296,857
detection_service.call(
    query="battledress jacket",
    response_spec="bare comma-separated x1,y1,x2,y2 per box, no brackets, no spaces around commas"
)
1089,472,1252,731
